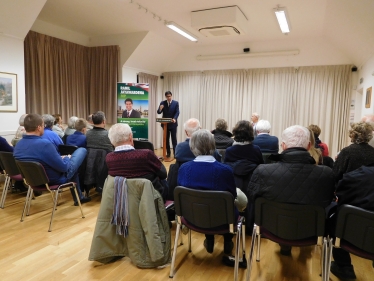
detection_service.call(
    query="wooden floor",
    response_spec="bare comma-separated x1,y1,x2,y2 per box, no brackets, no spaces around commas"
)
0,149,373,281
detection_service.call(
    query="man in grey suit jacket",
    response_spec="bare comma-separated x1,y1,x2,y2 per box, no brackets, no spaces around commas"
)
122,98,141,118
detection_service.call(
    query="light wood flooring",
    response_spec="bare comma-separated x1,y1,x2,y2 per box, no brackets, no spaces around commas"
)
0,149,373,281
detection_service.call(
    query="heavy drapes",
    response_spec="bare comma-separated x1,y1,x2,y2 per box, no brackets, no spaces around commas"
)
24,31,119,124
138,72,158,144
162,65,352,158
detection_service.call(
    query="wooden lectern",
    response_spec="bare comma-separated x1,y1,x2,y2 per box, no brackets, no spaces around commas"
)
156,118,174,162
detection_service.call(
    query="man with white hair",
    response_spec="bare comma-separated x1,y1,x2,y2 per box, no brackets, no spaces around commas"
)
361,114,374,147
105,123,168,200
252,120,279,153
248,125,334,255
175,118,221,164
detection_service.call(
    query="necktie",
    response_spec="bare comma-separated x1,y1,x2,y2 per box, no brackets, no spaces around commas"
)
127,112,130,117
168,102,170,107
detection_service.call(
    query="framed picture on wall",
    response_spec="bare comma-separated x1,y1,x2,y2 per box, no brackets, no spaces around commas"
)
0,72,18,112
365,87,372,108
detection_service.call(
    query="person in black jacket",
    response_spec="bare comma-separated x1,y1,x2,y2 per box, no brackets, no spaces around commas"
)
248,125,335,255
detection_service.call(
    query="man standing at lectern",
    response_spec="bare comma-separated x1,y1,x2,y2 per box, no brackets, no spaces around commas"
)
157,91,180,158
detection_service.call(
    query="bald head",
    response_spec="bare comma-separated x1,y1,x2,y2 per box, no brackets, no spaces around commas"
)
184,118,201,137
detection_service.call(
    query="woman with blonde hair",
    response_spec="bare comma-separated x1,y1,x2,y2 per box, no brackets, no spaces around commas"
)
308,124,329,156
307,128,322,165
333,121,374,182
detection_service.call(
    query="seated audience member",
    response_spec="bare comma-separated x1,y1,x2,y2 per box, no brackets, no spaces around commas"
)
330,161,374,279
308,124,329,156
333,122,374,183
211,118,234,149
178,129,247,257
248,125,334,255
0,136,27,192
361,114,374,147
252,120,279,153
11,114,27,146
308,128,322,165
66,118,87,148
86,114,94,130
251,112,260,137
106,123,168,201
13,114,90,205
175,118,221,164
64,116,79,137
41,114,63,151
86,111,113,152
0,136,13,152
52,114,65,138
224,120,264,165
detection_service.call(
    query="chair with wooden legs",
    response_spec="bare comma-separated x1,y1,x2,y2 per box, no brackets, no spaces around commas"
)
0,152,23,208
16,160,85,232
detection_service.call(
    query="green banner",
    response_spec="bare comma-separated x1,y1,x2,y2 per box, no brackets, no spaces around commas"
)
117,83,149,139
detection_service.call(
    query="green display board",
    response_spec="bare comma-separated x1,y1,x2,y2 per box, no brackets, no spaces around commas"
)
117,83,149,139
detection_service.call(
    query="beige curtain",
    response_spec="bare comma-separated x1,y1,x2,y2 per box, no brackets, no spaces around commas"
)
163,65,352,158
138,72,159,144
24,31,119,124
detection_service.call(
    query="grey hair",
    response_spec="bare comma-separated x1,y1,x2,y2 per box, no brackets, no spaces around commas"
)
19,114,27,126
42,114,55,128
108,123,132,147
281,125,310,149
67,116,79,128
215,118,228,131
184,118,201,137
252,112,260,119
189,129,216,156
256,120,271,133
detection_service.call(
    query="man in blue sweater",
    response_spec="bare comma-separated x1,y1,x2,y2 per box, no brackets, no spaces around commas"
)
175,118,221,164
13,114,90,205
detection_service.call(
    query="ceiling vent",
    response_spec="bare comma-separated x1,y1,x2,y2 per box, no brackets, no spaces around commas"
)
191,6,248,37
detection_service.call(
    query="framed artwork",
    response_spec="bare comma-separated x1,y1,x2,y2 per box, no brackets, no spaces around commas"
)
365,86,372,108
0,72,18,112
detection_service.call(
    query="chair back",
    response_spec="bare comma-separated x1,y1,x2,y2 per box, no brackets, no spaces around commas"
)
255,197,326,240
0,152,21,177
217,149,226,163
133,140,154,151
59,144,78,155
174,186,235,229
16,161,49,187
335,204,374,255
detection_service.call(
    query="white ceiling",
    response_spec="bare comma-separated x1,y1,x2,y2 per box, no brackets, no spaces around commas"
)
2,0,374,67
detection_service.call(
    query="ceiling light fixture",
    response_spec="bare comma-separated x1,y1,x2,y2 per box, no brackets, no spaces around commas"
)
196,49,300,60
165,22,198,42
274,6,290,33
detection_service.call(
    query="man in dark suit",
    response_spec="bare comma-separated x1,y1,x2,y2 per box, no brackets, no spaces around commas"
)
157,91,180,158
252,120,279,153
122,98,141,118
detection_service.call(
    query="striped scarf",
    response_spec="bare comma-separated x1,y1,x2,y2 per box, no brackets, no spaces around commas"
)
111,176,130,237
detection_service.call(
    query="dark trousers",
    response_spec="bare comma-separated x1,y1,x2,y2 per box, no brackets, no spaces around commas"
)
206,233,233,242
333,247,352,267
166,127,177,155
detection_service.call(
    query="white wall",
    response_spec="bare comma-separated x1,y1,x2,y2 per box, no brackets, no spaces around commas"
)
31,19,90,46
357,54,374,117
0,35,26,141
